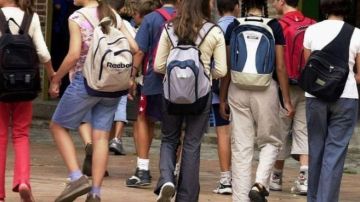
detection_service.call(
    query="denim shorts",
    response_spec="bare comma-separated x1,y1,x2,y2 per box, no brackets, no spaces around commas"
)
114,95,128,123
52,73,120,131
209,104,230,127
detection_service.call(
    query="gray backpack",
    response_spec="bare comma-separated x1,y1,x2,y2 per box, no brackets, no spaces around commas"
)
163,22,215,115
78,10,132,98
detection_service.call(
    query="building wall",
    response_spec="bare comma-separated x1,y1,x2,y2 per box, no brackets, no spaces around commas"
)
34,0,51,99
34,0,49,36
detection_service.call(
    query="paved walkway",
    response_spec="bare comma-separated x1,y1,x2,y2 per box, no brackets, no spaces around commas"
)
2,128,360,202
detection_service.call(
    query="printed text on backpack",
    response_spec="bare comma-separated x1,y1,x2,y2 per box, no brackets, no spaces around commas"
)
0,10,41,102
230,17,275,90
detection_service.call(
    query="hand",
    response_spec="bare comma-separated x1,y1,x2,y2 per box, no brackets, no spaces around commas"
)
219,101,230,120
127,77,137,101
49,76,60,98
283,101,295,118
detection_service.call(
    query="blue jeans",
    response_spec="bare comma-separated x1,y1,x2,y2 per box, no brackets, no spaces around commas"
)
306,98,358,202
155,97,211,202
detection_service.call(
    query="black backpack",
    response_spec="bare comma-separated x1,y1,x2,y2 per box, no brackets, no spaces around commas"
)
0,10,41,102
298,23,354,102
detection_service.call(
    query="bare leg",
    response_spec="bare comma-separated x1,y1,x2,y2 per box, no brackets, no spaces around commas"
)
79,123,92,145
216,125,231,172
50,122,80,173
91,129,110,187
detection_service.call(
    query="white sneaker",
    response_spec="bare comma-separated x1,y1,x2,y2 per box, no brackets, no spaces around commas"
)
291,171,308,195
157,182,175,202
269,172,283,191
213,182,232,194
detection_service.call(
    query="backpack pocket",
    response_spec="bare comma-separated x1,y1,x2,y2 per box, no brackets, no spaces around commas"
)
298,51,349,102
166,60,197,104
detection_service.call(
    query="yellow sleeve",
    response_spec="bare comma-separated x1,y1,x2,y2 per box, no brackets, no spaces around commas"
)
154,29,172,74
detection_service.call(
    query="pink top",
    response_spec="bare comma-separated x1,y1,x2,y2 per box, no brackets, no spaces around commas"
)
68,7,98,81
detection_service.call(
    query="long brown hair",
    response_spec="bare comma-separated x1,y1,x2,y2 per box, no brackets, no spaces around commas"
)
97,0,117,34
172,0,212,43
15,0,34,14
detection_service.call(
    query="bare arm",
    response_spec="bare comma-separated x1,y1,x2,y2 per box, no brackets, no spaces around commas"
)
219,46,231,120
49,20,81,97
304,48,311,64
355,53,360,84
276,45,294,117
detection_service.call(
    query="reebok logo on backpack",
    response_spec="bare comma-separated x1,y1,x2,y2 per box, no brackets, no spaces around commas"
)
79,10,132,98
163,22,215,115
279,15,315,85
230,17,276,90
0,10,41,102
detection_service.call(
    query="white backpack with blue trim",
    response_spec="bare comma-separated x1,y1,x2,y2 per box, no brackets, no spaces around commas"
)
163,22,215,115
230,17,275,90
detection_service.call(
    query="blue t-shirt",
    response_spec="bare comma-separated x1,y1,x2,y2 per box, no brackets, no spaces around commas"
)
212,16,236,104
135,7,175,96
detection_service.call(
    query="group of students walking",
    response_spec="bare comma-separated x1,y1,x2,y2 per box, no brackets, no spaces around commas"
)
0,0,360,202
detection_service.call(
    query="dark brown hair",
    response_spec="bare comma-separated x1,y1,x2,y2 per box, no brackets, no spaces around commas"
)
241,0,269,17
320,0,351,17
16,0,34,14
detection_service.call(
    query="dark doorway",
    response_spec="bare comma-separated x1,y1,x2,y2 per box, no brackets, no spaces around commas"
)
51,0,79,96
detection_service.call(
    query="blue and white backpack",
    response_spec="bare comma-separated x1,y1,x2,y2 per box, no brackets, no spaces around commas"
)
163,22,215,115
230,17,276,90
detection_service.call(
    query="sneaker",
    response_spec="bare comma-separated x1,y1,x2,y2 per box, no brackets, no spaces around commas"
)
85,194,101,202
82,143,110,177
126,168,151,187
291,171,308,195
248,183,269,202
19,183,35,202
109,138,126,155
213,182,232,195
156,182,175,202
54,175,91,202
269,172,282,191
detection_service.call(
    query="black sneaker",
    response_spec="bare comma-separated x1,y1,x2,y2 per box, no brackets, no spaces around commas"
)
248,183,269,202
109,138,126,155
82,143,110,177
55,175,91,202
126,168,151,187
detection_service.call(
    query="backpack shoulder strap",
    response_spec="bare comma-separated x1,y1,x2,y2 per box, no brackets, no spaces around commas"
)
0,9,7,34
195,22,216,47
322,22,354,61
164,23,178,47
20,12,33,34
76,10,97,28
155,8,173,21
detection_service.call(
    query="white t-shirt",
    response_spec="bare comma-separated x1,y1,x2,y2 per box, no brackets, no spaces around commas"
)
1,7,51,63
303,20,360,99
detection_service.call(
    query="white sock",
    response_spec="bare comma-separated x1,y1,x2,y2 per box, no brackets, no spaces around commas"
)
137,157,149,171
220,171,231,185
300,165,308,172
